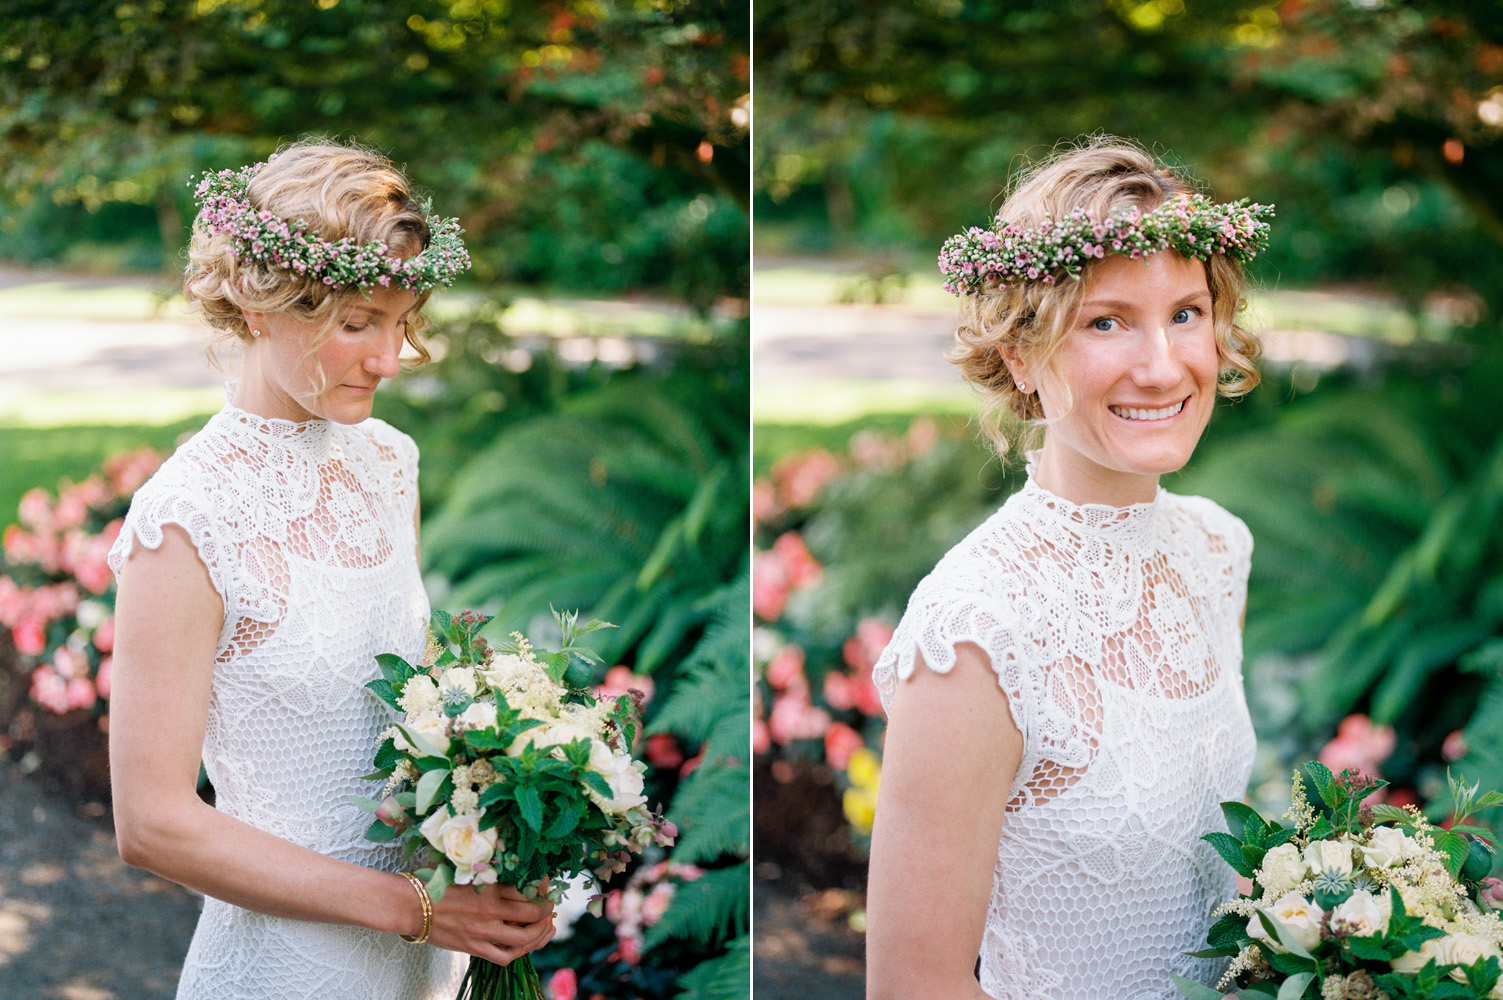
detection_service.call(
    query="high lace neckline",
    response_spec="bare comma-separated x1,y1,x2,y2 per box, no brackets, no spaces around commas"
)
1019,451,1164,541
218,385,333,453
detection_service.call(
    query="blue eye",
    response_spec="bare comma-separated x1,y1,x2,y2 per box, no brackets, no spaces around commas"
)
1091,317,1116,332
1172,308,1197,324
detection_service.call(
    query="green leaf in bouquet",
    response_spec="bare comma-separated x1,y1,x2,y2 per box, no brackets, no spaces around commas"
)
429,610,453,639
1242,843,1269,874
376,653,412,685
478,783,511,809
364,817,400,842
1184,946,1242,958
424,864,453,904
352,795,383,814
394,722,447,760
462,731,510,754
1265,950,1318,976
544,798,584,839
537,649,570,684
1463,954,1501,996
1274,972,1314,1000
1307,816,1336,842
356,769,393,782
1208,911,1248,948
434,647,456,669
1221,801,1267,844
1168,972,1229,999
1237,984,1279,997
1204,831,1258,878
366,678,402,712
374,736,401,772
517,784,544,832
416,767,451,814
1369,803,1413,825
581,770,613,800
1265,826,1297,850
1345,931,1400,961
1432,829,1470,877
1304,761,1337,809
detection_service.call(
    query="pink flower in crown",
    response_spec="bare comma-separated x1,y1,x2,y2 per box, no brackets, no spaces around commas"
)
824,721,864,770
30,666,71,713
546,969,578,1000
13,617,47,657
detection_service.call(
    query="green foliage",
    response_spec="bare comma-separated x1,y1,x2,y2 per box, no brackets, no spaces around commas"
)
676,935,750,1000
640,864,748,952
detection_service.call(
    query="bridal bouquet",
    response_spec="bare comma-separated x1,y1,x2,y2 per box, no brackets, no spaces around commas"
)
1173,762,1503,1000
355,608,676,1000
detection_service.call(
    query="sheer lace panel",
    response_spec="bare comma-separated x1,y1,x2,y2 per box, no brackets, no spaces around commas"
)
873,473,1256,999
108,402,462,999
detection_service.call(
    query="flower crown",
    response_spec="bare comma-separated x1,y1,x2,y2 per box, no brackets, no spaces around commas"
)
191,160,471,293
938,194,1274,296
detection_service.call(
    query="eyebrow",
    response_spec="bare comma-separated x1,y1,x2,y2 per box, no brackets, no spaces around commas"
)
1080,291,1212,311
346,303,417,319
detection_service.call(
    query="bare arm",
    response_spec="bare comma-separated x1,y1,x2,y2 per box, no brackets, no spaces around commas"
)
866,642,1023,1000
108,525,552,963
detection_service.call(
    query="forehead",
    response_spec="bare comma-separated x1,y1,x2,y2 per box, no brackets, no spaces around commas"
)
344,285,419,316
1079,251,1209,305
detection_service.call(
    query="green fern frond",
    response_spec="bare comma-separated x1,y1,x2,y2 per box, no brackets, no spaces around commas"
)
642,864,749,952
667,765,750,864
676,934,750,1000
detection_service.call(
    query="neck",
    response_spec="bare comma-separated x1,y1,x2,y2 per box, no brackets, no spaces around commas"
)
232,346,320,423
1031,445,1161,507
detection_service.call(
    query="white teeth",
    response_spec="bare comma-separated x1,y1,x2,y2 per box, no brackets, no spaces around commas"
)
1111,400,1185,421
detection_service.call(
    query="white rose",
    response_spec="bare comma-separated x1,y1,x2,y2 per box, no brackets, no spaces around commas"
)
1330,890,1388,937
1391,936,1449,975
419,810,499,884
395,709,450,755
477,653,533,689
1360,827,1409,869
587,741,647,815
1440,934,1503,983
507,717,596,757
1249,893,1325,954
439,665,478,698
1256,843,1310,897
398,674,442,715
1304,839,1354,877
455,700,498,732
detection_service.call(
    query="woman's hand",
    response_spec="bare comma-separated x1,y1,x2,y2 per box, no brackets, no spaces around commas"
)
421,882,556,965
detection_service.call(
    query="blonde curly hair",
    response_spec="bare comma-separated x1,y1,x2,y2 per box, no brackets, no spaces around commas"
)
183,138,437,367
949,137,1262,456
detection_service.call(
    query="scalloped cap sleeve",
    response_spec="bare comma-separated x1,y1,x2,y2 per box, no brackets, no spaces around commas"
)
107,473,239,635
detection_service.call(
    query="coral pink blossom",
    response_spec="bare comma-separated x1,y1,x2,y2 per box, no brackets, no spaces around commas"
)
768,690,832,744
17,488,53,532
679,753,702,777
618,932,643,965
751,550,789,621
0,576,26,627
546,968,578,1000
641,884,675,924
1481,878,1503,909
824,722,864,770
51,645,87,680
95,655,113,701
1319,714,1396,778
773,449,840,507
1442,730,1468,762
843,618,895,671
752,717,771,755
850,429,904,469
764,644,806,692
645,733,684,770
752,479,783,525
773,531,822,590
12,617,46,656
30,667,71,713
907,415,939,455
596,665,654,704
94,616,115,653
66,677,96,711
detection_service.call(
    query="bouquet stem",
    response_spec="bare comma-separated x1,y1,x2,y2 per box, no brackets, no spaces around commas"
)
457,954,542,1000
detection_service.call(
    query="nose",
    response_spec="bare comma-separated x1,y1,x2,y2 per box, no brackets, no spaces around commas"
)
364,328,404,380
1134,322,1184,389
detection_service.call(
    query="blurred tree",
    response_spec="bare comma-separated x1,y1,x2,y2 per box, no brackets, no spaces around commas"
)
0,0,749,308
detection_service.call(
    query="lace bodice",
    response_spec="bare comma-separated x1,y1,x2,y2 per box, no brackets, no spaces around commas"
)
873,471,1256,1000
108,401,464,999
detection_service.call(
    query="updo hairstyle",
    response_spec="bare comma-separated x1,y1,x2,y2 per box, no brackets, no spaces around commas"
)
184,139,436,366
949,137,1262,456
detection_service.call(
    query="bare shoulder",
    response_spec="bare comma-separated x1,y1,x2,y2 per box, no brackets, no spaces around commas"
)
115,523,223,624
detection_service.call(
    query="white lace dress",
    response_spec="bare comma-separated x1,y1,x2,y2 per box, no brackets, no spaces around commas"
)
107,402,466,999
873,471,1257,1000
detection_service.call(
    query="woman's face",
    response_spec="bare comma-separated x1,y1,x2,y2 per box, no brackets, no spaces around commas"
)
1026,251,1219,505
245,285,417,424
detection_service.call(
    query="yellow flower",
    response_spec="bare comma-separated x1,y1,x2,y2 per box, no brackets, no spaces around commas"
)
844,787,878,835
848,748,882,791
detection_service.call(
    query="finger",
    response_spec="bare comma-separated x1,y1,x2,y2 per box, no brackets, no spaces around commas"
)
474,940,517,967
493,898,549,924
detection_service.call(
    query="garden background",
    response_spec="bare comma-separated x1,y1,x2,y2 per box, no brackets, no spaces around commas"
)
750,3,1503,997
0,2,749,999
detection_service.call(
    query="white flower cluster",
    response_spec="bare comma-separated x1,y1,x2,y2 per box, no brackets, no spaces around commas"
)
1220,822,1503,995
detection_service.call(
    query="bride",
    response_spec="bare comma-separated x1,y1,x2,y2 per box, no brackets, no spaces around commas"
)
106,141,554,998
865,138,1274,1000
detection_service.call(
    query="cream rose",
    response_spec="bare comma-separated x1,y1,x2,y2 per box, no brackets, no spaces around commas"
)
1304,839,1354,876
395,709,450,755
398,674,442,715
1330,890,1388,937
1249,893,1325,954
419,810,500,885
1256,843,1310,897
587,740,647,815
1441,934,1502,983
508,716,596,757
1391,936,1449,975
438,665,479,698
455,700,498,732
477,653,533,689
1359,827,1410,869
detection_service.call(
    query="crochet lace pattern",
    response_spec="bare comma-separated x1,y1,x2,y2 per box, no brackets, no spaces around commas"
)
873,470,1257,999
108,401,464,999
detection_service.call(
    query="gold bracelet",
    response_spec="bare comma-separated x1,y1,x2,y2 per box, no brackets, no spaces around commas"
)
398,872,433,945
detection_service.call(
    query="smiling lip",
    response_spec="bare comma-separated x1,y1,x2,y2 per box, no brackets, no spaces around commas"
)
1109,398,1187,422
341,384,379,392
